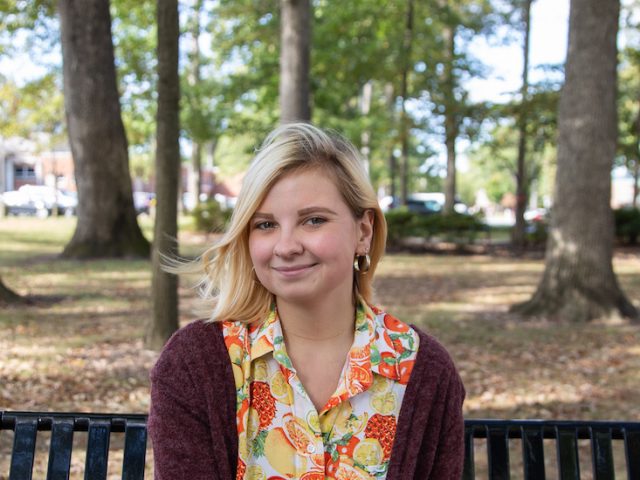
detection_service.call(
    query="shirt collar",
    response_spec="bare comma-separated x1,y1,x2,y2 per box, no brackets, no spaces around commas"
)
247,296,406,382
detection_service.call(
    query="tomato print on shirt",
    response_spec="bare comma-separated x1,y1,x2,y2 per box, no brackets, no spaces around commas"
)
223,298,420,480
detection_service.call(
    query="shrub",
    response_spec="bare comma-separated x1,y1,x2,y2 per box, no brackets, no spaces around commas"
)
614,207,640,245
526,219,548,246
385,207,423,245
191,200,232,233
385,208,486,246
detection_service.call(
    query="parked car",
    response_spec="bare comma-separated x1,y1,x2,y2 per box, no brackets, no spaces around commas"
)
1,185,77,217
410,192,469,215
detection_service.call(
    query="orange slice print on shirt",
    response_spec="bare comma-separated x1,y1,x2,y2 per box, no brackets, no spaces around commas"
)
347,365,373,392
283,415,316,455
300,472,325,480
348,346,369,362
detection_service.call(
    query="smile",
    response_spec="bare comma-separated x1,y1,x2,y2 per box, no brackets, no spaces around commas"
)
272,264,317,276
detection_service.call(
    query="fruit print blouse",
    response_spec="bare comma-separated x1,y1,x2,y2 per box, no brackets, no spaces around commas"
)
221,298,419,480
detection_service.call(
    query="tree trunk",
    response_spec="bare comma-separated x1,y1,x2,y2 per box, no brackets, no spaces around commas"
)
633,104,640,208
189,142,202,207
384,82,397,201
188,0,203,209
146,0,180,350
0,276,27,305
633,159,639,208
442,19,457,214
279,0,311,123
512,0,638,322
59,0,150,258
399,0,414,206
512,0,533,251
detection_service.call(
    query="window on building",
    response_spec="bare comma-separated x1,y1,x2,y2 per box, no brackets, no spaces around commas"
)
14,166,36,180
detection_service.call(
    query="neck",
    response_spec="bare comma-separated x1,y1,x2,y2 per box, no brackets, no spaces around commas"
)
276,293,356,347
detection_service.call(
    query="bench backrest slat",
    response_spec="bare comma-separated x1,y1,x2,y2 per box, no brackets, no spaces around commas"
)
522,426,545,480
556,426,580,480
487,425,510,480
462,426,475,480
84,420,111,480
46,419,74,480
625,428,640,479
591,428,615,480
4,413,640,478
122,422,147,480
9,418,38,480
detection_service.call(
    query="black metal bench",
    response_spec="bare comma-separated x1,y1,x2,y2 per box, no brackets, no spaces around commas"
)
2,411,640,479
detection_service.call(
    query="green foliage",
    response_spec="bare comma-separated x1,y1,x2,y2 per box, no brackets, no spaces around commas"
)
617,48,640,178
191,200,232,233
0,73,65,144
465,82,561,207
111,0,157,153
385,208,485,247
614,207,640,245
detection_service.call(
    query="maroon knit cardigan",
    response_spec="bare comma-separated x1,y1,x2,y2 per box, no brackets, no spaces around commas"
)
149,320,465,479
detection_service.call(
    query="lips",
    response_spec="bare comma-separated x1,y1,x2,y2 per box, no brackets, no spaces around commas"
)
272,263,317,275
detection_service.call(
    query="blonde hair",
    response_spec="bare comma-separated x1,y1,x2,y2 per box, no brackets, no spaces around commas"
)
193,123,386,323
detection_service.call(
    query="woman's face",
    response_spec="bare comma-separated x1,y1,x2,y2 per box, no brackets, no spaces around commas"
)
248,168,373,310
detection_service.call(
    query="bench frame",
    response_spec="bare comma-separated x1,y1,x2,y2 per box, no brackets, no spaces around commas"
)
464,419,640,480
3,411,640,479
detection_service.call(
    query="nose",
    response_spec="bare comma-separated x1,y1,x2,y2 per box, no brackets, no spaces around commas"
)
273,227,303,258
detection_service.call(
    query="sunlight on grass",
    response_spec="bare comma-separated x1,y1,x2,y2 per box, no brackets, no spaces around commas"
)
2,222,640,425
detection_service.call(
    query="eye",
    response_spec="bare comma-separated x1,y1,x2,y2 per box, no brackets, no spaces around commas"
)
254,221,276,230
305,216,326,226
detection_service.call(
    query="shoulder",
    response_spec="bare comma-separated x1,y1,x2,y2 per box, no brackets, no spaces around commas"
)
166,320,226,355
406,324,465,402
151,320,228,379
411,325,459,375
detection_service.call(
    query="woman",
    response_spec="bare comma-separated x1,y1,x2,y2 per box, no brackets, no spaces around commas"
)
149,123,465,479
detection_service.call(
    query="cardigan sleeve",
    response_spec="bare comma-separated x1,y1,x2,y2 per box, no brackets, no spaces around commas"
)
387,328,465,480
148,321,237,480
420,363,465,479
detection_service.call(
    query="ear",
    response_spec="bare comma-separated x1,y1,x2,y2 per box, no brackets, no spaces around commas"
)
356,209,375,253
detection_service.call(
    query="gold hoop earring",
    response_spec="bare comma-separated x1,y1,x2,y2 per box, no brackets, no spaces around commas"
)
353,254,371,274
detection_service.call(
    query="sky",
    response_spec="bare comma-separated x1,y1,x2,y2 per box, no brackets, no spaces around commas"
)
467,0,570,103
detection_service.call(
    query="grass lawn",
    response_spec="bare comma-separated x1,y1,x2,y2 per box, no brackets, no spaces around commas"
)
1,216,639,478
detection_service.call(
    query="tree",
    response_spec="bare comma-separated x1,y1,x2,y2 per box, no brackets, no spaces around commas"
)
512,0,533,250
398,0,414,205
279,0,311,123
146,0,180,349
58,0,149,258
0,276,27,305
513,0,638,322
424,0,496,213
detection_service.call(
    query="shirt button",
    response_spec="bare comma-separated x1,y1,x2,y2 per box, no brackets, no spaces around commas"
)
306,444,316,454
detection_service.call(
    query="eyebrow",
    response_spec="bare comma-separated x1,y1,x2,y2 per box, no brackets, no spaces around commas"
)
297,206,338,216
252,206,338,219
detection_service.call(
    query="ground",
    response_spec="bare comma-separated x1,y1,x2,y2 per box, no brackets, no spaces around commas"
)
0,217,639,478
